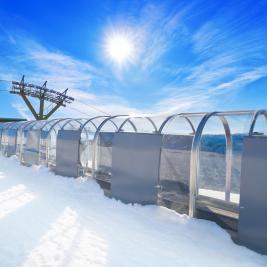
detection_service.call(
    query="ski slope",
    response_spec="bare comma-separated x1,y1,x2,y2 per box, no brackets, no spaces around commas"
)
0,156,266,267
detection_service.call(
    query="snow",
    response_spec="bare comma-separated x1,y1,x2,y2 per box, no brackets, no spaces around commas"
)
0,156,266,267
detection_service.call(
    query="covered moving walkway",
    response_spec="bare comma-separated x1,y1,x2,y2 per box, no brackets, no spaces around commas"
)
0,109,266,254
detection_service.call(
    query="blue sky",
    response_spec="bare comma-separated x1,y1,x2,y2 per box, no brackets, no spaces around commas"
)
0,0,267,119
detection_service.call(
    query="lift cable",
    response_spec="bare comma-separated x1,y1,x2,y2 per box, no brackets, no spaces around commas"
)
66,105,96,117
74,99,111,116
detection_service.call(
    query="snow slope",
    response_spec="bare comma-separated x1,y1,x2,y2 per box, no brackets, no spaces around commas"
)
0,156,266,267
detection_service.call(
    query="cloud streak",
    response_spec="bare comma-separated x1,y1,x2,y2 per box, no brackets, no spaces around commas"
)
0,0,267,119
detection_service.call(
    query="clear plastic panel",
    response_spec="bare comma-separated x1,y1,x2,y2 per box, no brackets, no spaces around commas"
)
226,115,252,204
198,117,227,201
159,115,198,214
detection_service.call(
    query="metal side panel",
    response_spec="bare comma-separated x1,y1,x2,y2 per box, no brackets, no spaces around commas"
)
24,130,41,165
111,132,162,205
238,136,267,254
55,130,81,177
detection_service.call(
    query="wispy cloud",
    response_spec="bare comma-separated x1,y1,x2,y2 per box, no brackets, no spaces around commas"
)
1,0,267,119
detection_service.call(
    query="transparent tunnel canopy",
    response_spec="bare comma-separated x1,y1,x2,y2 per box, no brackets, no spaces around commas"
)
158,114,201,214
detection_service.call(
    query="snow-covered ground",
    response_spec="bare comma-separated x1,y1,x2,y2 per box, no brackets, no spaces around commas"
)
0,156,266,267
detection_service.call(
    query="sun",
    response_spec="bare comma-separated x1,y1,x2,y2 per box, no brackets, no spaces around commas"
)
105,32,134,65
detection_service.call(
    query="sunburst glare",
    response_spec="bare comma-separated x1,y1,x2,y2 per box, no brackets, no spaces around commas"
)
105,31,135,65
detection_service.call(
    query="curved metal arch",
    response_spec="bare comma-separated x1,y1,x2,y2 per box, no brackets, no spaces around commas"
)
189,112,232,217
39,118,61,131
79,116,111,140
17,120,37,136
61,118,86,130
145,117,158,132
4,121,21,130
8,120,26,130
91,115,128,178
117,116,158,133
46,118,72,136
80,116,110,132
249,109,267,136
93,115,128,142
16,120,34,137
117,118,138,132
158,113,196,134
29,120,48,130
23,120,43,131
82,121,98,139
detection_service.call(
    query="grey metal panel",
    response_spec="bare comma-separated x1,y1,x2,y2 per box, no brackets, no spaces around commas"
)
238,136,267,254
159,135,193,214
24,130,41,165
111,132,162,204
55,130,81,177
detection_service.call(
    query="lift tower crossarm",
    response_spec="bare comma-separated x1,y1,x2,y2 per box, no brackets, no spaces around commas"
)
44,88,69,119
10,75,74,120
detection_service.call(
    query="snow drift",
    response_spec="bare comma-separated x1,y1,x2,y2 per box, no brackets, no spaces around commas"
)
0,156,266,267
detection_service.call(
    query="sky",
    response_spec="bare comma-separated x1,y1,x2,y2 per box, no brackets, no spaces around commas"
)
0,0,267,119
